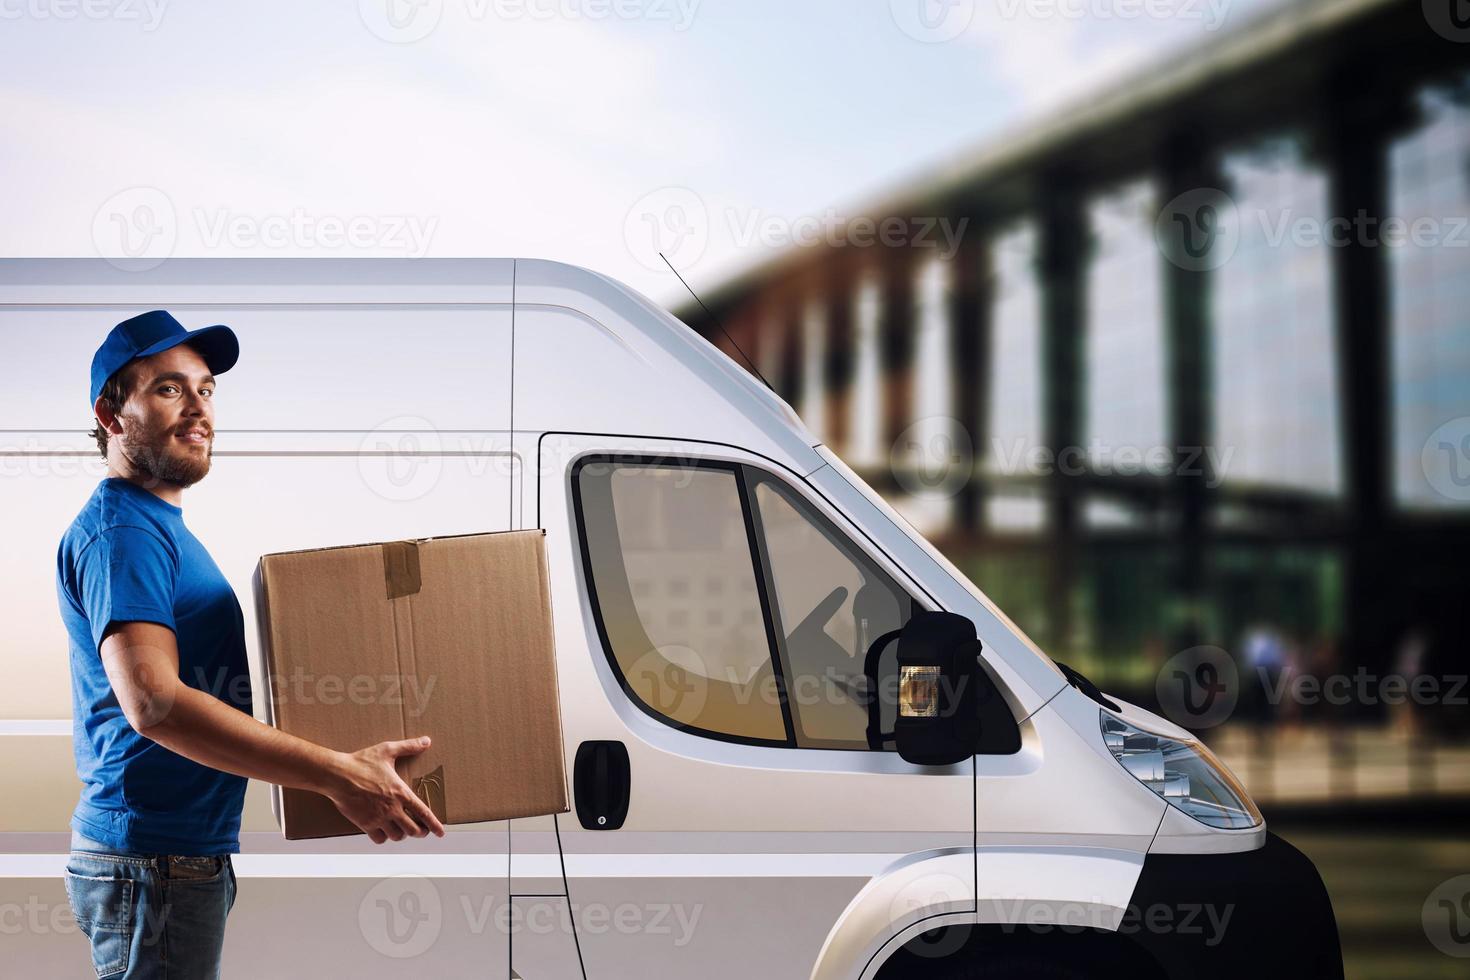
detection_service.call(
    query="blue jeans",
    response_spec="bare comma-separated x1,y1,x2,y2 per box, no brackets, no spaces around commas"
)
64,830,237,979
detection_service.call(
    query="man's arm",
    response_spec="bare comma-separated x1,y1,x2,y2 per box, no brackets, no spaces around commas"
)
99,620,446,845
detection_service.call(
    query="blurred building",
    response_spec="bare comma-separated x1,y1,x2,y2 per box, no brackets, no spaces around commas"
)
681,0,1470,723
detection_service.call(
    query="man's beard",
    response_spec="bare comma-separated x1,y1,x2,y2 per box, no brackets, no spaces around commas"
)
117,417,213,488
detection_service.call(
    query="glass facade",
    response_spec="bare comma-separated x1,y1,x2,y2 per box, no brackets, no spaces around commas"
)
1212,135,1343,495
911,253,954,440
846,271,884,468
1084,179,1168,476
984,221,1047,532
1389,80,1470,510
797,297,828,442
894,253,959,533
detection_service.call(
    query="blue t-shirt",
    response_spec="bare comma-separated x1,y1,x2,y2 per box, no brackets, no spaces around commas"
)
56,477,253,855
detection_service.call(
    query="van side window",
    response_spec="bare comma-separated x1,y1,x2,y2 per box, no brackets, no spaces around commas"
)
574,455,920,750
574,460,788,744
750,474,913,749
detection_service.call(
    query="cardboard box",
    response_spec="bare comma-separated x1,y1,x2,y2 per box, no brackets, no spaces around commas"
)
252,530,569,840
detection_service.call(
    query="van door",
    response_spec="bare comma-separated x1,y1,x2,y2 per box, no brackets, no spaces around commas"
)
510,435,975,980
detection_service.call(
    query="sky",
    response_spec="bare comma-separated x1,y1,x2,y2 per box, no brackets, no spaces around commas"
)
0,0,1281,306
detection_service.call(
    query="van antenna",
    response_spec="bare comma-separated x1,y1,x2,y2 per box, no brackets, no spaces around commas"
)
660,252,777,393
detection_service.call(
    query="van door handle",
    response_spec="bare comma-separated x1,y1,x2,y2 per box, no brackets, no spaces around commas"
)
573,740,630,830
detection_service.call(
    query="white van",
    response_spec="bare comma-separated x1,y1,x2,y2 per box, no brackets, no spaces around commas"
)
1,258,1340,979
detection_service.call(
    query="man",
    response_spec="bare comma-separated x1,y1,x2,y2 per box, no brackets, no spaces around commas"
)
56,310,446,979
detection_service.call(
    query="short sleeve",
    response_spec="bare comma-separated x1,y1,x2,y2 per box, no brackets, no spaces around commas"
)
75,525,179,653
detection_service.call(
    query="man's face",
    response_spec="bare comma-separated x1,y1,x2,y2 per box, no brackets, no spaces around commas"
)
111,344,217,488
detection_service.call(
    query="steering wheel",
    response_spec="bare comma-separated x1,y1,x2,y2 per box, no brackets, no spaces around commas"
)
786,587,849,644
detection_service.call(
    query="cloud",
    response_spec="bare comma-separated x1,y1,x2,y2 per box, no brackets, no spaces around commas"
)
961,3,1201,114
0,16,733,302
0,0,1281,306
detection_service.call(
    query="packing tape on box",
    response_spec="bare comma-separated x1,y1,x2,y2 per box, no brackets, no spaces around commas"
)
382,540,422,599
413,765,447,822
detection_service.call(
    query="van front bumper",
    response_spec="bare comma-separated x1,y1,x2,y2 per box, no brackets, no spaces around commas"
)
1122,831,1342,979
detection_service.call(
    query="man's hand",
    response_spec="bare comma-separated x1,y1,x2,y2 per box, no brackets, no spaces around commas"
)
324,737,447,844
98,620,447,844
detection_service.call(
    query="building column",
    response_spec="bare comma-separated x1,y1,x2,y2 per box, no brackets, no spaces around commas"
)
1328,71,1399,694
1159,129,1219,654
823,261,856,454
878,246,920,456
775,290,804,410
753,293,785,393
798,292,829,441
948,230,992,536
1038,175,1087,656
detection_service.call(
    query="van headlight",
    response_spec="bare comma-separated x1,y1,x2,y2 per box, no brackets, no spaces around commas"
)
1100,712,1261,829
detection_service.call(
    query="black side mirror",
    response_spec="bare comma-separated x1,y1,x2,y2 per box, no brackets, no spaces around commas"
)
864,610,983,765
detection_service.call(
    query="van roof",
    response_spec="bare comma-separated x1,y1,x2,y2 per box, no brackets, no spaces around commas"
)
0,257,822,476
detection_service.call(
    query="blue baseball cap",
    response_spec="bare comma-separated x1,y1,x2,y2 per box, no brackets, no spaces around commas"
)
90,310,239,407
